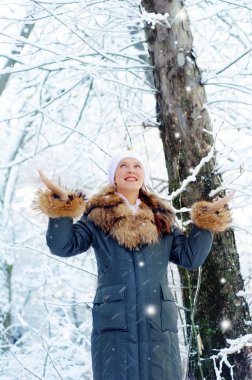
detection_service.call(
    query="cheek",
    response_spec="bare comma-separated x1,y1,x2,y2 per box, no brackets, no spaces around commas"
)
115,168,125,181
138,170,145,180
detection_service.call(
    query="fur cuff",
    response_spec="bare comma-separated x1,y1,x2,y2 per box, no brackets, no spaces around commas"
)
32,189,86,218
190,201,232,232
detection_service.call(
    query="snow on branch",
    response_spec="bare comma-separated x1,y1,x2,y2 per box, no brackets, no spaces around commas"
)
211,334,252,380
139,6,171,29
31,0,117,63
167,147,215,201
148,147,215,212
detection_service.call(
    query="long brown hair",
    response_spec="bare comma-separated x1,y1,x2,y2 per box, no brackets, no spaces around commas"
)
139,188,175,235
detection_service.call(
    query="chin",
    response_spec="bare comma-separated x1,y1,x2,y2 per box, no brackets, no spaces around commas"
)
121,182,141,191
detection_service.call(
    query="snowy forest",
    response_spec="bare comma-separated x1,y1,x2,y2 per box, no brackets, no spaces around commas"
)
0,0,252,379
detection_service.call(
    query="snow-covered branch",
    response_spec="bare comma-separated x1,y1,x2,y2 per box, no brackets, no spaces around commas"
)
212,335,252,380
167,147,214,201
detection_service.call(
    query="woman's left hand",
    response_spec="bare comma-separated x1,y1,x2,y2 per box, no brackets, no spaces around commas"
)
208,191,235,212
190,191,235,232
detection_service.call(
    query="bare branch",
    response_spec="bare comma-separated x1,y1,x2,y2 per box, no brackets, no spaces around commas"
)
216,45,252,75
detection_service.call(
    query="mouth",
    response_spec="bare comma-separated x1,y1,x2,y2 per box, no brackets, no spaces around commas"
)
124,176,138,182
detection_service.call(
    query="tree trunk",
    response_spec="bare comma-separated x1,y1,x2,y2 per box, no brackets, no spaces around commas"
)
0,132,27,346
0,262,13,346
141,0,251,378
0,22,35,96
0,15,35,341
0,124,30,346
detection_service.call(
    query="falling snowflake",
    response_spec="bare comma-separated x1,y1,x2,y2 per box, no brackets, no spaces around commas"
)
220,319,232,331
145,305,157,316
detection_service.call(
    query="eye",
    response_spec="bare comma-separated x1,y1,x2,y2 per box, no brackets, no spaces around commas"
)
119,163,126,168
135,164,141,168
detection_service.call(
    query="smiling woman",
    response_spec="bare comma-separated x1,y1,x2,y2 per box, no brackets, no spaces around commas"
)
33,150,233,380
108,152,147,206
115,158,144,195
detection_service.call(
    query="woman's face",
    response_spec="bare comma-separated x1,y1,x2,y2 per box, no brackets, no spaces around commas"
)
114,157,144,192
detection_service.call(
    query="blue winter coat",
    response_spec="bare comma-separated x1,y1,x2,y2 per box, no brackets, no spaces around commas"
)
45,187,213,380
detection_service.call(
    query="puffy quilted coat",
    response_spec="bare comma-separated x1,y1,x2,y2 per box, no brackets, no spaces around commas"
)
35,185,218,380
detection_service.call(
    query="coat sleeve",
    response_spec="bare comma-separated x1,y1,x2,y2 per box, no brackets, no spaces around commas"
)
169,225,213,269
46,214,94,257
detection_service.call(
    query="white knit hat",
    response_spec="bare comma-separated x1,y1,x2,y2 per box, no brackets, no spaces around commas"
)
107,151,150,186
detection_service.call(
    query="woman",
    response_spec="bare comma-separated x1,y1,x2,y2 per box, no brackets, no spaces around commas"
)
33,151,232,380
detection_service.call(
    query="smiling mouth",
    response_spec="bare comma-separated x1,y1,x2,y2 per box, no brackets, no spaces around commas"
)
124,177,137,181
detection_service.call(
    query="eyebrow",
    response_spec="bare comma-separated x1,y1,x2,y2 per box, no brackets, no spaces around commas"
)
120,161,142,165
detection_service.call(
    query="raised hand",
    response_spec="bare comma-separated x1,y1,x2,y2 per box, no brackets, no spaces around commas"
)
190,191,235,232
38,170,69,201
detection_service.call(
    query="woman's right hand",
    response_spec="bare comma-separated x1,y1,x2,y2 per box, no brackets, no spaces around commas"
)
38,170,69,201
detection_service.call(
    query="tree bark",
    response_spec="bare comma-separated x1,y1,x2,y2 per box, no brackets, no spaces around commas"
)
0,263,12,346
141,0,251,378
0,22,35,96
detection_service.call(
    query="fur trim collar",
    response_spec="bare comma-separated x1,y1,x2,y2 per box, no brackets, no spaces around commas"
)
85,186,174,250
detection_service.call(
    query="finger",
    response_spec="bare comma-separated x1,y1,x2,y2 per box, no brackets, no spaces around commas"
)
38,170,55,190
37,170,68,201
210,192,235,212
38,170,49,185
215,191,235,205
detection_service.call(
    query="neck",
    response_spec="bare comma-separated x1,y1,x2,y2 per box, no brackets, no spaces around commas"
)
116,189,139,205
